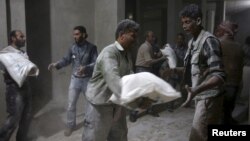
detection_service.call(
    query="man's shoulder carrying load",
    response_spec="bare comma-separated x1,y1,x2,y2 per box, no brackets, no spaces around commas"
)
0,52,39,87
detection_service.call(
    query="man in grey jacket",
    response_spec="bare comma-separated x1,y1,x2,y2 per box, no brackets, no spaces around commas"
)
82,19,139,141
48,26,98,136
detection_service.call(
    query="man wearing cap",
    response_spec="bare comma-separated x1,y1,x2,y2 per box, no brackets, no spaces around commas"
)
48,25,98,136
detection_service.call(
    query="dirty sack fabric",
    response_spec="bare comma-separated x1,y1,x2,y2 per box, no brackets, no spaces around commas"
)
109,72,181,109
0,52,39,87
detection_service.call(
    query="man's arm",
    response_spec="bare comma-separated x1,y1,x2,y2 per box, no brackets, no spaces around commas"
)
182,76,224,107
80,45,98,75
101,49,122,97
182,37,226,107
48,47,72,71
143,47,166,66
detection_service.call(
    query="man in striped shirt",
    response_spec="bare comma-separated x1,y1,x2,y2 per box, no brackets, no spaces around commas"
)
180,4,226,141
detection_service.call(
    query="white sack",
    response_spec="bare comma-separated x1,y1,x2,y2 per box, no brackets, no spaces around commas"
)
0,53,39,87
109,72,181,109
160,44,177,68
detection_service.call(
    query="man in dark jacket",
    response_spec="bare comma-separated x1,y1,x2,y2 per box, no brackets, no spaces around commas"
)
48,26,98,136
0,30,33,141
215,21,243,124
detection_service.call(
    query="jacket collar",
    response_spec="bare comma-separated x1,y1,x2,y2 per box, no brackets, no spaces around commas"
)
114,41,124,51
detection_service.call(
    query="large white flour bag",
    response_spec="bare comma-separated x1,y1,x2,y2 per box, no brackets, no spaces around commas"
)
0,52,39,87
109,72,181,109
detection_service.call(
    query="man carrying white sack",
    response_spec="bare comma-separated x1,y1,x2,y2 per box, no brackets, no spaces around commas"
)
82,19,140,141
0,30,39,141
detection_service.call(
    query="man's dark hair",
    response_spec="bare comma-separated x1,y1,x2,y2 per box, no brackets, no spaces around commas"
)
179,4,202,20
115,19,139,39
74,25,88,38
8,30,17,44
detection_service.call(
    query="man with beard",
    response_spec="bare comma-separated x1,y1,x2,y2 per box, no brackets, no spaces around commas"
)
48,26,98,136
0,30,32,141
180,4,225,141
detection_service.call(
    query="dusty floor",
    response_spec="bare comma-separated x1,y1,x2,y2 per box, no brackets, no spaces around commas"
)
23,101,194,141
7,97,249,141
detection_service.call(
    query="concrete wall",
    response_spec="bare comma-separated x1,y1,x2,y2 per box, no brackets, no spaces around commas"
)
50,0,95,106
94,0,125,52
9,0,26,33
0,0,8,123
0,1,8,48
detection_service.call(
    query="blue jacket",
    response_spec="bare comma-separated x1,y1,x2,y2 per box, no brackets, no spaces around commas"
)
56,41,98,77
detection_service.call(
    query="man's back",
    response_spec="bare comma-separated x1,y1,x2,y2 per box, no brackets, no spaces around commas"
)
221,39,243,85
135,41,153,68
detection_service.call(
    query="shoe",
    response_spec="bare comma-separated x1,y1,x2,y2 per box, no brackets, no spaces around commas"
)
129,111,138,122
64,128,74,136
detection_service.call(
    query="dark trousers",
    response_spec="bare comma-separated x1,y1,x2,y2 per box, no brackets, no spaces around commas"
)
0,83,32,141
223,85,239,124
